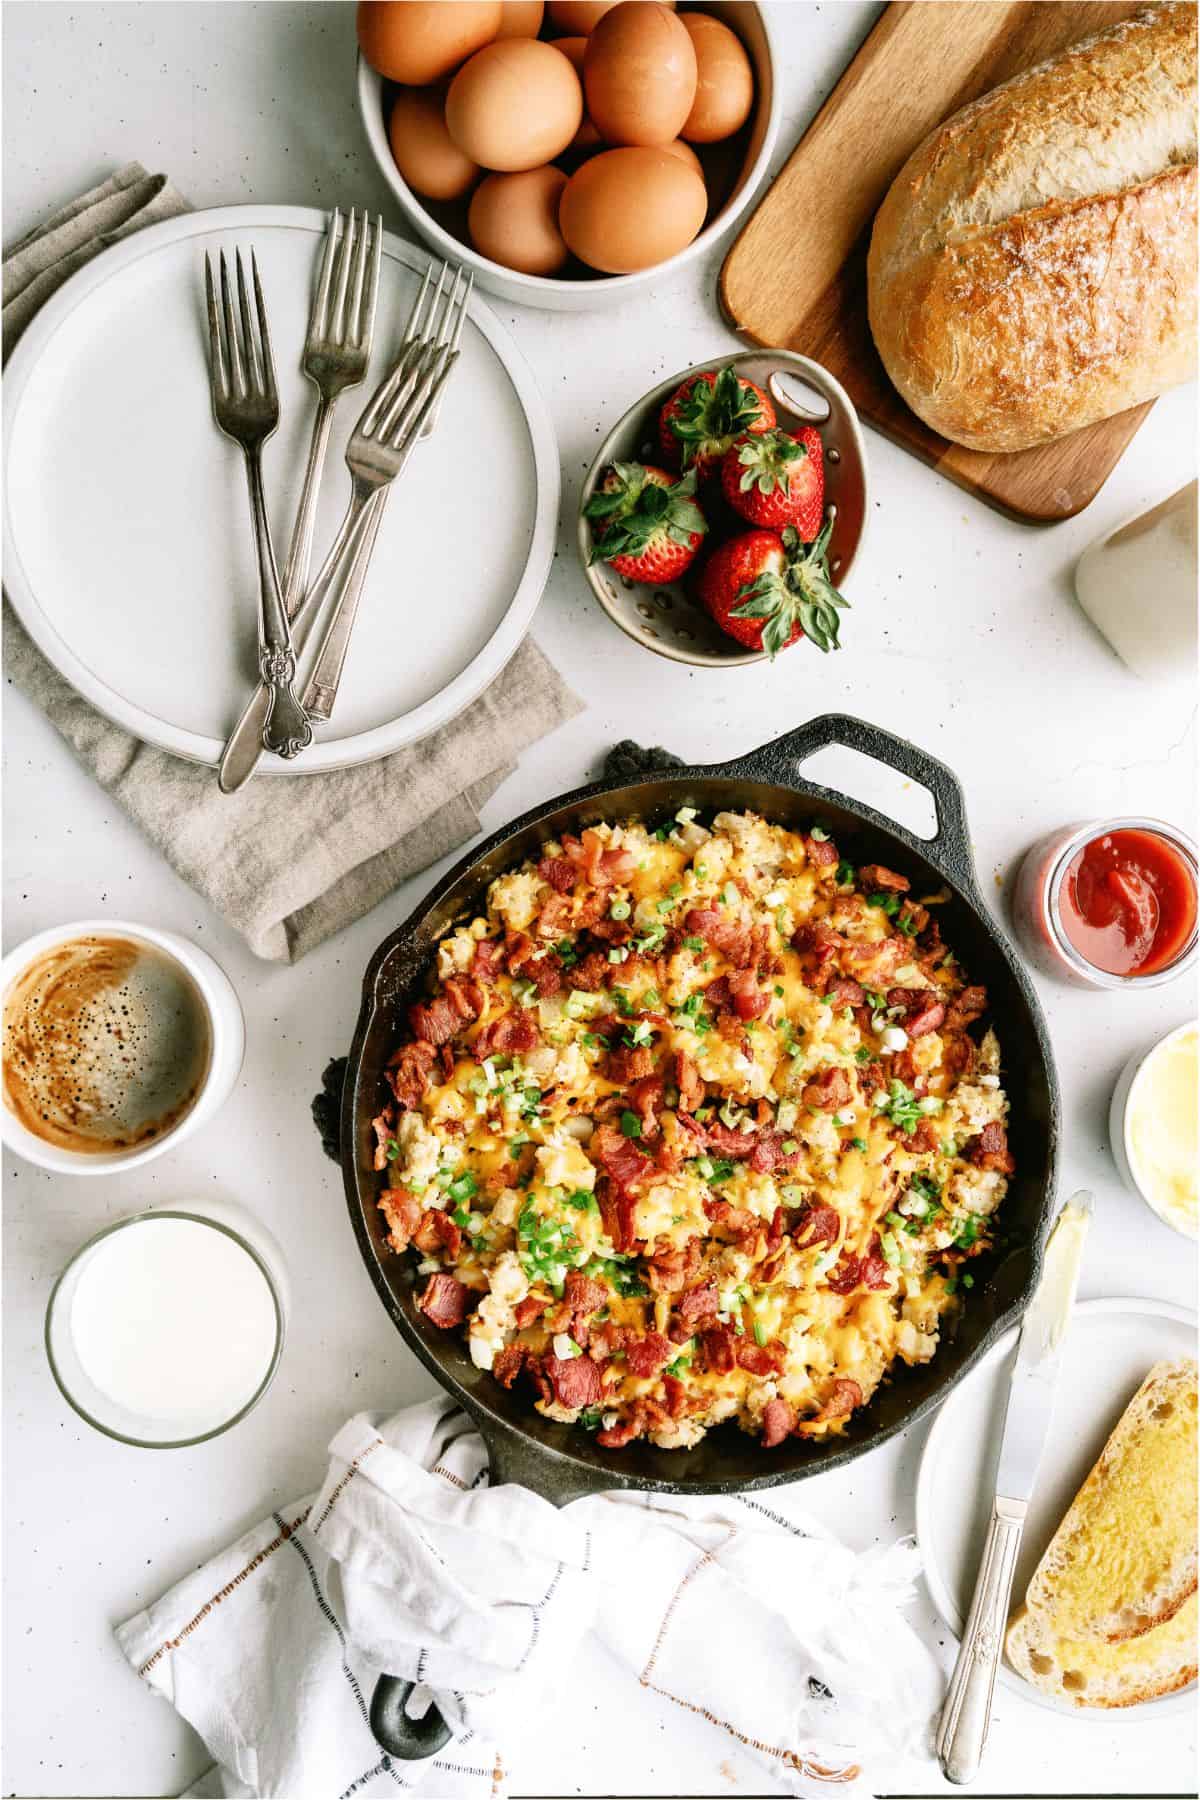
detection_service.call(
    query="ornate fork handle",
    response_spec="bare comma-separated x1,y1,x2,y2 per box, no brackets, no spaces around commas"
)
243,446,312,759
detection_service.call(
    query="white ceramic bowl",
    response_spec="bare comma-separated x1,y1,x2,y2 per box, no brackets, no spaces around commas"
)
1109,1020,1197,1238
1,920,245,1175
357,2,781,311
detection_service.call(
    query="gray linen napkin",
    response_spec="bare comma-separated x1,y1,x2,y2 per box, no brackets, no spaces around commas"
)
3,165,582,962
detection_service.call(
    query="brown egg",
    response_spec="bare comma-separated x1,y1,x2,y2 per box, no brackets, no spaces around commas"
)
584,2,697,147
388,89,480,201
357,2,502,85
560,144,707,271
469,166,570,274
493,0,545,37
553,36,604,156
446,39,583,171
548,0,673,33
660,137,703,178
679,12,754,143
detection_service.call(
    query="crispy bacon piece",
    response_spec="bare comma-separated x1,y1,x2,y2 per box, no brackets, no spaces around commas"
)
546,1353,602,1410
514,1294,548,1329
536,893,575,939
856,1059,886,1097
792,921,841,974
563,828,636,888
728,967,770,1020
538,856,575,894
841,935,906,986
386,1040,438,1111
596,1414,642,1448
646,1237,702,1295
749,1130,797,1176
703,1196,759,1239
858,864,909,893
412,1208,463,1260
945,984,988,1030
563,1270,607,1321
699,1324,736,1374
701,1119,758,1159
371,1109,395,1171
475,1009,540,1058
825,976,865,1008
898,899,929,936
596,1177,643,1255
674,1049,704,1113
409,976,483,1046
942,1031,976,1081
606,1044,655,1084
625,1331,671,1377
471,938,502,983
682,907,757,969
525,956,563,998
793,1202,841,1249
965,1120,1015,1174
591,1121,651,1195
825,1236,891,1295
663,1374,689,1419
625,1073,666,1136
418,1273,469,1329
379,1188,422,1251
803,832,839,868
905,1118,941,1155
813,1377,863,1422
735,1338,786,1377
492,1344,526,1388
887,986,946,1039
587,1321,629,1361
676,1281,719,1327
761,1397,795,1447
570,949,611,992
802,1066,853,1112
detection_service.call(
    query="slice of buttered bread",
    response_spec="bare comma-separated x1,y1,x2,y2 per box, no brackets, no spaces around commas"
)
1024,1360,1198,1645
1007,1592,1198,1709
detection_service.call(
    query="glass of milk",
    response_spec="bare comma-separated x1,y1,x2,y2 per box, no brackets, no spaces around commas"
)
45,1209,285,1447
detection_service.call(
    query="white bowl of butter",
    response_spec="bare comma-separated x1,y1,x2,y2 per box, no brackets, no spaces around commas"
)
1110,1023,1198,1238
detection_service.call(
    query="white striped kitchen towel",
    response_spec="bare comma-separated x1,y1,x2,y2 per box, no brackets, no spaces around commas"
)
116,1396,940,1800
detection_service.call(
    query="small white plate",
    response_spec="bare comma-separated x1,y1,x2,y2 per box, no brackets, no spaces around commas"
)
917,1295,1197,1719
2,205,558,772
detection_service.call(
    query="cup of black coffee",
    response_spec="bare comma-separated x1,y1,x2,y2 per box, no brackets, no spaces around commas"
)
1,921,244,1173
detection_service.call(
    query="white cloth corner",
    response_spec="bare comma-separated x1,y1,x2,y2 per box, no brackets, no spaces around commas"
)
116,1397,941,1800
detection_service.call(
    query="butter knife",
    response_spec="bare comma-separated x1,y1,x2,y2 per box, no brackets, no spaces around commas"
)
936,1189,1093,1785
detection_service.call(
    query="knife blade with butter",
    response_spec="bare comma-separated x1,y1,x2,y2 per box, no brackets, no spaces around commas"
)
936,1191,1094,1785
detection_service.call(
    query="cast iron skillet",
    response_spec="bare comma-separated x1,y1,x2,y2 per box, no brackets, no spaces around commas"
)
341,714,1061,1759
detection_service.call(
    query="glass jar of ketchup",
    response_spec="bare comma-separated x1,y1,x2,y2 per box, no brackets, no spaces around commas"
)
1013,817,1198,989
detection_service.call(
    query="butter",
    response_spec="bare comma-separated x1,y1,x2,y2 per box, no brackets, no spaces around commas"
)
1025,1193,1093,1357
1128,1025,1198,1237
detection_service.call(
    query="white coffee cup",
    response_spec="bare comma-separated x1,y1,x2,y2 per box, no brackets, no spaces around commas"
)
0,919,244,1174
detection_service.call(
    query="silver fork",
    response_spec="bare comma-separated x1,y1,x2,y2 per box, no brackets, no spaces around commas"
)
204,248,311,761
217,212,379,793
303,262,470,721
281,208,381,608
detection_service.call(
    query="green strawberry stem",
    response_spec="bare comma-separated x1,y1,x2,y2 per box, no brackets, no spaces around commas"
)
729,521,849,657
585,464,706,565
670,366,764,460
737,430,805,496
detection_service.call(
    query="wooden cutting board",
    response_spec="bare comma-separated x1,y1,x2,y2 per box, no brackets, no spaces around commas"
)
719,1,1155,523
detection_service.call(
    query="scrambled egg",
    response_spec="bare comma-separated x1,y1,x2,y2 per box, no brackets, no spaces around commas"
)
374,812,1014,1453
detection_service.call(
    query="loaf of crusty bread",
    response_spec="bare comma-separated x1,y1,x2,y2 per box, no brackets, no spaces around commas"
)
867,4,1198,454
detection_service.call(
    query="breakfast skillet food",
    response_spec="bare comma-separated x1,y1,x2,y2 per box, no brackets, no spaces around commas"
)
372,809,1015,1451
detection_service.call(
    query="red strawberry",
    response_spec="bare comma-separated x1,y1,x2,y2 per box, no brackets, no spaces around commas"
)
720,426,825,537
585,461,707,584
658,366,775,478
698,521,849,658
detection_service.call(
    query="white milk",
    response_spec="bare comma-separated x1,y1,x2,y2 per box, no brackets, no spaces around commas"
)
69,1216,279,1429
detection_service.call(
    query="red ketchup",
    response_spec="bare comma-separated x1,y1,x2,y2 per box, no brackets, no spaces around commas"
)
1059,829,1197,977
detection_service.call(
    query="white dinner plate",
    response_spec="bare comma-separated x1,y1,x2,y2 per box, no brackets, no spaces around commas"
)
2,205,559,772
917,1295,1197,1719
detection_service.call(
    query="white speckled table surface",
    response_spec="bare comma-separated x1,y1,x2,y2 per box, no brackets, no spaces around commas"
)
2,4,1196,1795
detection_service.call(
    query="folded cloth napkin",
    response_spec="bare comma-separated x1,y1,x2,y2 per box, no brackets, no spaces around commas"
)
117,1397,941,1800
3,166,582,962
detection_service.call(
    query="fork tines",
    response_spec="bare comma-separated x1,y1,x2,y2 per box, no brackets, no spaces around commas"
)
309,207,381,356
204,247,277,415
360,260,472,447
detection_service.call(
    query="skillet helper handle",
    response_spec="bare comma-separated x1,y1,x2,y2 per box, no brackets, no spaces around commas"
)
935,1495,1026,1785
731,713,978,896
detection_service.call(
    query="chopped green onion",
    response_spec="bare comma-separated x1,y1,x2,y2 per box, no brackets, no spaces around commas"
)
620,1110,643,1139
851,1137,868,1152
610,898,631,920
752,1320,768,1347
682,935,704,952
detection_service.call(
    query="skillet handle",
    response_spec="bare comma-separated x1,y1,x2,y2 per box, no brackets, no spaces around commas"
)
719,713,978,897
368,1413,622,1761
